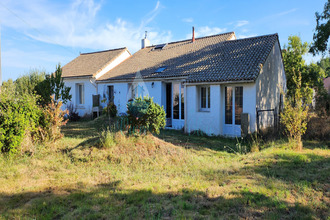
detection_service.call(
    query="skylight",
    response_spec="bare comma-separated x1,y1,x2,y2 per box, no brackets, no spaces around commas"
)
155,66,167,73
153,43,167,50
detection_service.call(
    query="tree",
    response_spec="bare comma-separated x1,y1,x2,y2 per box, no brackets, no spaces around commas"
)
310,0,330,55
317,57,330,77
281,71,309,151
15,69,46,95
35,64,71,106
282,35,326,100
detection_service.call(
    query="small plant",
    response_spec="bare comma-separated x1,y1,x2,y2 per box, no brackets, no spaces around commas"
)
67,102,80,121
40,96,69,142
103,102,117,118
100,128,116,148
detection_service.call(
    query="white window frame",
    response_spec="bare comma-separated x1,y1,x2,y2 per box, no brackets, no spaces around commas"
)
76,83,85,105
199,86,210,111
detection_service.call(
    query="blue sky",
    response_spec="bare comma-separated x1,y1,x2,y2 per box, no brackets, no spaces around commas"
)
0,0,326,82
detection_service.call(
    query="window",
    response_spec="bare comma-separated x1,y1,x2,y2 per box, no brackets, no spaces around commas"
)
173,83,180,119
225,87,232,124
235,87,243,125
153,43,167,50
155,66,167,73
200,86,210,110
76,83,84,105
108,85,114,103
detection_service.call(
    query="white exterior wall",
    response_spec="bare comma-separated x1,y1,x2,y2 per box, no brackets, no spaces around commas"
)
186,83,257,137
97,81,163,115
255,41,286,128
63,77,97,116
186,85,221,135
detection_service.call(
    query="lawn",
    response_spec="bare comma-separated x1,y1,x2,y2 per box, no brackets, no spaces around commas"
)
0,117,329,219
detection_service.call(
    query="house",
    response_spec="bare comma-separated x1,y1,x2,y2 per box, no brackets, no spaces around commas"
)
63,31,286,137
324,77,330,94
61,47,131,116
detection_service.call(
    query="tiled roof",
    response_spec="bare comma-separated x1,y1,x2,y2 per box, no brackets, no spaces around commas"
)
97,32,279,83
62,48,128,78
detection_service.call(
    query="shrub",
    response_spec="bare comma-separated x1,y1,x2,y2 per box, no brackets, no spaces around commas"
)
103,102,117,118
127,97,166,134
40,96,69,142
100,128,116,148
304,113,330,141
67,102,80,121
0,92,42,155
281,72,309,150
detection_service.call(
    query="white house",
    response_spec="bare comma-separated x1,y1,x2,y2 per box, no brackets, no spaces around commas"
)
61,47,131,116
62,31,286,137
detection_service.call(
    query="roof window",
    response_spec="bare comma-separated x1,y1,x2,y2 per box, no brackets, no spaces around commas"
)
153,43,167,50
155,66,167,73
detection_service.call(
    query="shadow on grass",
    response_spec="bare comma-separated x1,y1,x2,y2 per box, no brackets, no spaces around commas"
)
157,129,237,152
61,116,111,139
0,181,319,219
249,152,330,188
303,140,330,150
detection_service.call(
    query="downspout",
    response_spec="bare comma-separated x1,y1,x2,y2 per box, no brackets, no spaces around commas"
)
184,83,187,133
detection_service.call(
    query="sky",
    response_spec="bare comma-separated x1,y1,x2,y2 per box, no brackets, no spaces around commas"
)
0,0,327,82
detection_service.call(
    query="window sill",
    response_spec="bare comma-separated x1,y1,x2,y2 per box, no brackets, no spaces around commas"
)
199,109,210,112
76,105,85,109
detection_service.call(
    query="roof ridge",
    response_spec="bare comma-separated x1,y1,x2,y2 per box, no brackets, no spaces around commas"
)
228,33,278,43
146,31,235,48
81,47,127,55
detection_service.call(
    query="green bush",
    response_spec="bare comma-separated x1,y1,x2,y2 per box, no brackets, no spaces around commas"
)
0,92,42,155
103,102,117,118
0,79,69,155
127,97,166,134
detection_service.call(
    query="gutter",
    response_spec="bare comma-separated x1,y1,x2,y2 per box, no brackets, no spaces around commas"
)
97,76,188,83
185,80,255,86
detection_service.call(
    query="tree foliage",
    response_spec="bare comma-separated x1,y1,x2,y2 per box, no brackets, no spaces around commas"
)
317,57,330,77
15,69,46,95
36,64,71,106
310,0,330,55
282,35,326,100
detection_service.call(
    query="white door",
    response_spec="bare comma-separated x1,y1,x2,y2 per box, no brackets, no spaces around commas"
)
223,86,243,136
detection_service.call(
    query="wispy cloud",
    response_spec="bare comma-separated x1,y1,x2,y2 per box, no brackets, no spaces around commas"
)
186,26,227,38
275,8,297,17
235,20,249,28
0,0,171,53
182,17,193,23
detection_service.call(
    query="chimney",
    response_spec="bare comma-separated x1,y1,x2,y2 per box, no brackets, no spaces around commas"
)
192,26,195,42
141,31,151,49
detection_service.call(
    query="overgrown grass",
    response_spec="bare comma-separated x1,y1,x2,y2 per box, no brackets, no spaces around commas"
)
0,116,329,219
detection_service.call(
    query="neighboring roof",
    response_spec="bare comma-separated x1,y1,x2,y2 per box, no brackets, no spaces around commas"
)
324,77,330,94
97,32,279,83
62,47,129,78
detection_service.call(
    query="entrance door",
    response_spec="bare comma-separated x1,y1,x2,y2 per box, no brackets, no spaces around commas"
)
166,83,172,127
223,86,243,136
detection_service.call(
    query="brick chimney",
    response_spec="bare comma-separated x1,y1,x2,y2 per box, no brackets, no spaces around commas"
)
192,26,195,42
